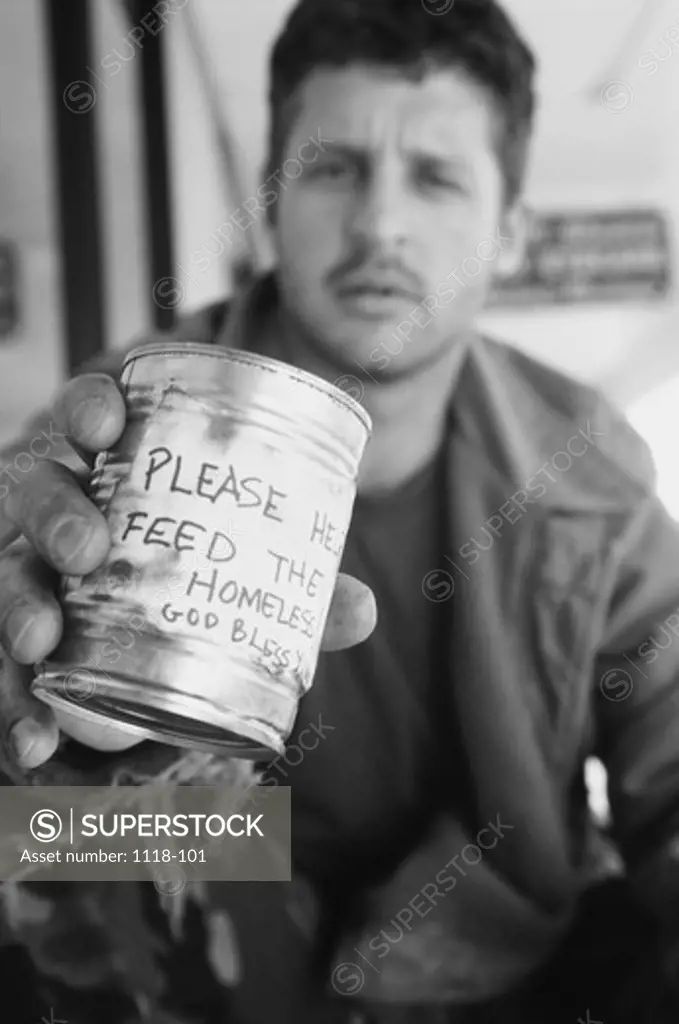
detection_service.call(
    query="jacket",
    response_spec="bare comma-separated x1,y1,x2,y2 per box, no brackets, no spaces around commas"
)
180,274,679,1005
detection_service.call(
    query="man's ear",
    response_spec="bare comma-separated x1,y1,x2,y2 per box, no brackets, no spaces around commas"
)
495,200,531,280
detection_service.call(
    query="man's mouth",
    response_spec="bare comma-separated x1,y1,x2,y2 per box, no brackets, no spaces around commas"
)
337,275,419,296
333,286,417,317
335,281,420,316
339,285,412,298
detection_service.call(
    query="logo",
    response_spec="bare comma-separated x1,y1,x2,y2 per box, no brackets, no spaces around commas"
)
599,668,633,702
600,81,633,113
63,669,96,702
421,0,454,12
63,80,96,113
331,961,365,995
153,864,187,897
421,568,455,602
333,374,365,402
30,809,63,843
152,276,186,309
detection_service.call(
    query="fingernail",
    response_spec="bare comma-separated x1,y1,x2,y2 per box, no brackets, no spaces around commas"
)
71,396,108,437
6,605,36,657
9,718,44,765
49,516,95,563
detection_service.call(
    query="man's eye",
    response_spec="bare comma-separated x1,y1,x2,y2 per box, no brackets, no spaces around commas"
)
309,162,352,181
419,169,466,193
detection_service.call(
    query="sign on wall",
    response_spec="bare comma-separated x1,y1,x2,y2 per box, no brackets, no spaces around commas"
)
490,209,671,307
0,241,19,338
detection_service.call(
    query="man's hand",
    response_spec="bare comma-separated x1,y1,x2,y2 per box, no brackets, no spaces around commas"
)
0,370,376,773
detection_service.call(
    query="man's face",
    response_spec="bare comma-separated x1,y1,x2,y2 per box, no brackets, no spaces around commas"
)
271,63,519,379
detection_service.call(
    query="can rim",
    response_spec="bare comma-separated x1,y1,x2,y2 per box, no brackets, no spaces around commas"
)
123,342,373,437
33,681,155,741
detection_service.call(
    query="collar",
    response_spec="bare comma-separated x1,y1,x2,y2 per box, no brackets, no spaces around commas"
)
214,272,280,352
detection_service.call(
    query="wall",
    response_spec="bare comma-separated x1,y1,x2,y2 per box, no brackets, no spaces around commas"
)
0,0,150,448
0,0,63,447
163,0,290,313
479,0,679,400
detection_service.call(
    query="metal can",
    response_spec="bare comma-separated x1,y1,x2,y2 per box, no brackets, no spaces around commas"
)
32,343,372,759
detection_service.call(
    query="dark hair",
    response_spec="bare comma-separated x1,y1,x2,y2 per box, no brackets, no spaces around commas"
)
267,0,537,209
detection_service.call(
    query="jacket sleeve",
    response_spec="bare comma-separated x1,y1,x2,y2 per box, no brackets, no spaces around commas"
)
594,440,679,926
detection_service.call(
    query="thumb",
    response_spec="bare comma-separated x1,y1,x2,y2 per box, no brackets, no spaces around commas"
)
321,572,377,652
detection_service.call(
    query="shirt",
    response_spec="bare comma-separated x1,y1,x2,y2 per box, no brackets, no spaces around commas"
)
277,443,452,889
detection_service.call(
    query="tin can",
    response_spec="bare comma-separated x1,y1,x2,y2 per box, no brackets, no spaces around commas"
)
32,343,372,759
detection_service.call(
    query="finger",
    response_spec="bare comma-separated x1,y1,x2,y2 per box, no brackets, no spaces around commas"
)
1,465,90,556
0,651,59,771
4,460,110,576
0,540,63,663
320,572,377,652
52,704,150,752
53,372,127,469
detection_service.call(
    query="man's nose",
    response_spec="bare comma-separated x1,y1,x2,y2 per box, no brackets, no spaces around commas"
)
348,177,410,250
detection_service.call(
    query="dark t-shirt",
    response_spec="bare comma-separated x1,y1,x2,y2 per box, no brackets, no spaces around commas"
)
212,443,460,1024
205,443,456,1022
266,441,452,886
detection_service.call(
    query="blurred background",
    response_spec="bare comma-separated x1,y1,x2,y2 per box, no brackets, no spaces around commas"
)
1,0,679,514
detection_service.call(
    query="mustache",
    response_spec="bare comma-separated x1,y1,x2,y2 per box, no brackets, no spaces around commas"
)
326,252,424,296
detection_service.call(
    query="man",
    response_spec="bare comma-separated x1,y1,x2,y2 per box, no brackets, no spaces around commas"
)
1,0,679,1021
